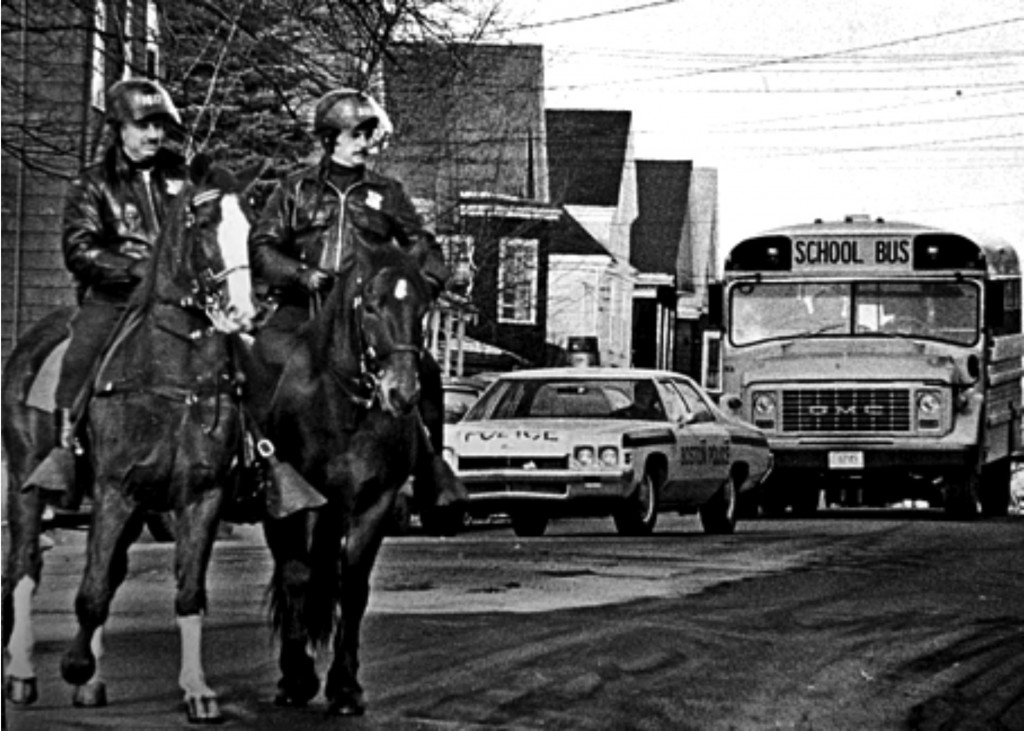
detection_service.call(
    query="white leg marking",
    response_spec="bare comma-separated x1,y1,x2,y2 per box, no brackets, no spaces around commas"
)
177,614,215,698
6,576,36,678
90,626,105,685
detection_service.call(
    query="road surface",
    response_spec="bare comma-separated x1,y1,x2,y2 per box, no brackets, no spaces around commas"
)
4,510,1023,730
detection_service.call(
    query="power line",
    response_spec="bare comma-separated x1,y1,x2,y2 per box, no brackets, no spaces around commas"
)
544,16,1024,90
497,0,686,32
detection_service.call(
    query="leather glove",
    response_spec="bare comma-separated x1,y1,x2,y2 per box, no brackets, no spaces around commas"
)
298,267,332,293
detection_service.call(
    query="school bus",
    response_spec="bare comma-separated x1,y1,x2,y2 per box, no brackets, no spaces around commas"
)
709,215,1022,518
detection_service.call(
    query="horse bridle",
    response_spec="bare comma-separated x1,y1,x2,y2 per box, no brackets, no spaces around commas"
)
182,188,253,329
350,279,424,406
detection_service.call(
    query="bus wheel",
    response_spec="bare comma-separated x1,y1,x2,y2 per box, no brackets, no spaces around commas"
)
944,468,981,520
980,459,1011,517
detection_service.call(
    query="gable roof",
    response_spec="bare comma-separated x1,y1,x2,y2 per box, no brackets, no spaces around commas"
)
549,211,615,258
545,109,631,207
630,159,693,275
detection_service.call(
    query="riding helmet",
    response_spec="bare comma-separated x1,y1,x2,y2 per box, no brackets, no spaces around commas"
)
312,88,393,149
105,78,182,128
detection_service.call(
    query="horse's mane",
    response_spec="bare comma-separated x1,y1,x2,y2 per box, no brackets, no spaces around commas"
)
126,179,195,312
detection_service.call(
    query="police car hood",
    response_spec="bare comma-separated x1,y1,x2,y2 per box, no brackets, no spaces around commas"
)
739,339,965,386
449,418,669,456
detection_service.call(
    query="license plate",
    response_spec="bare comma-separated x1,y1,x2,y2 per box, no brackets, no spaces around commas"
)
828,451,864,469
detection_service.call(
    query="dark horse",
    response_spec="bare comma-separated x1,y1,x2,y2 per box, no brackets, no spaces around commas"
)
2,157,260,723
242,238,431,716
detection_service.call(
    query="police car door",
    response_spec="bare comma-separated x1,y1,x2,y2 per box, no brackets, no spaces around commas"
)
664,378,731,503
653,379,698,507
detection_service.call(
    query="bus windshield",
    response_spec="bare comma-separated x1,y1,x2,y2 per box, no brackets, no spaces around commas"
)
730,280,979,346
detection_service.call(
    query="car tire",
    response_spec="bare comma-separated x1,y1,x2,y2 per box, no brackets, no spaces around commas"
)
510,512,548,537
614,469,658,536
700,474,738,535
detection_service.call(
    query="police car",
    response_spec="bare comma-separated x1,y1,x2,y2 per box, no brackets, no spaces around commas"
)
444,367,772,537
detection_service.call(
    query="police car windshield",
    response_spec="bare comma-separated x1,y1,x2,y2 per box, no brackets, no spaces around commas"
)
464,378,667,421
730,280,979,347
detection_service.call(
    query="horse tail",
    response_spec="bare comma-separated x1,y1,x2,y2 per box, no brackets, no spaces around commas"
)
267,505,344,648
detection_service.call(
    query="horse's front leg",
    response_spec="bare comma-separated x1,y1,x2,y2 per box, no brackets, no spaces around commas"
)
324,484,392,717
174,487,226,724
3,481,45,705
60,484,144,707
264,513,321,708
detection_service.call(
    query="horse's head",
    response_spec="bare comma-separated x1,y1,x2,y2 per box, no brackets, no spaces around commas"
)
171,155,264,334
349,243,432,416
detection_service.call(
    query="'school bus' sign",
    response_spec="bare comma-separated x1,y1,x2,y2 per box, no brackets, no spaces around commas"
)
792,237,911,270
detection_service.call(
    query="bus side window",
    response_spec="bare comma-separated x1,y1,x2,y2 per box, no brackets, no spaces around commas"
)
986,282,1005,332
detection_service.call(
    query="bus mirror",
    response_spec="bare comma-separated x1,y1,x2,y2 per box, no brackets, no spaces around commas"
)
707,282,723,327
723,393,743,415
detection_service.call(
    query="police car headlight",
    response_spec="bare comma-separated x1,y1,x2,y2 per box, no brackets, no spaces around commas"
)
599,446,620,467
752,391,777,429
916,390,942,430
574,446,595,467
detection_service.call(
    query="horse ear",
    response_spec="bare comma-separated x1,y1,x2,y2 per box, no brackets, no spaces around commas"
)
235,158,271,196
189,153,214,185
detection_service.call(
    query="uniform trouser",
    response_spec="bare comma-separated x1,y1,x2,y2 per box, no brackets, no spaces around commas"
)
55,300,127,409
257,304,445,452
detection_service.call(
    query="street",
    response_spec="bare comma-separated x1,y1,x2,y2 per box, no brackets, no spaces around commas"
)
4,510,1023,730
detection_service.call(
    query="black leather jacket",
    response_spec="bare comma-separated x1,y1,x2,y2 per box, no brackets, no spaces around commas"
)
249,159,450,306
62,145,189,303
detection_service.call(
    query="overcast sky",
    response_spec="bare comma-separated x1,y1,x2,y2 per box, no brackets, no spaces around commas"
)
494,0,1023,260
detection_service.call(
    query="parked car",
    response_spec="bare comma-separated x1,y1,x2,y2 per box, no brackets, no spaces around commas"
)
443,367,773,537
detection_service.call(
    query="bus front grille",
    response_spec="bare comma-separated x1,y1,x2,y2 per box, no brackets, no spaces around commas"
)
781,389,911,433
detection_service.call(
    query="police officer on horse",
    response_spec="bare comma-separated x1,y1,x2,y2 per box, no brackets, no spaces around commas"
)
31,78,188,507
249,88,467,522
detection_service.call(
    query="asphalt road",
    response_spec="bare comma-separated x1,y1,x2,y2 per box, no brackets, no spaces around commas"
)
4,510,1023,730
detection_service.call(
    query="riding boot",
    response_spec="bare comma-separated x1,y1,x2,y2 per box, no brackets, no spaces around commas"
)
24,408,81,510
413,421,468,536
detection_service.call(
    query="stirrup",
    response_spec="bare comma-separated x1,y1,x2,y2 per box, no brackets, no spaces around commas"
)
24,447,80,510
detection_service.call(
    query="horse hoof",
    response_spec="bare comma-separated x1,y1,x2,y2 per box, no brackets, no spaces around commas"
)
274,672,319,707
185,695,224,724
72,680,108,708
325,696,366,716
4,676,39,705
326,692,365,717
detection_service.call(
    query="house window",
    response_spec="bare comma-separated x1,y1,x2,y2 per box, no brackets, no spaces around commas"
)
90,0,107,110
145,0,160,77
497,237,538,325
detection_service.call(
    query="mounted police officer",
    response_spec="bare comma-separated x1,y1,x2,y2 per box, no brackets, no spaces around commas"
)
30,78,188,506
249,88,467,529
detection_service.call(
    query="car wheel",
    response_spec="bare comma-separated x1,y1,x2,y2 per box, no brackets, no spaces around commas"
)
614,469,658,536
700,474,738,535
145,512,176,543
510,512,548,537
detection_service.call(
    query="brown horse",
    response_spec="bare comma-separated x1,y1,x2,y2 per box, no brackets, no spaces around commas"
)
2,156,260,723
241,238,431,716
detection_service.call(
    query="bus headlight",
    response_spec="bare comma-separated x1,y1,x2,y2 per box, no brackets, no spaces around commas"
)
752,391,778,430
916,390,942,430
